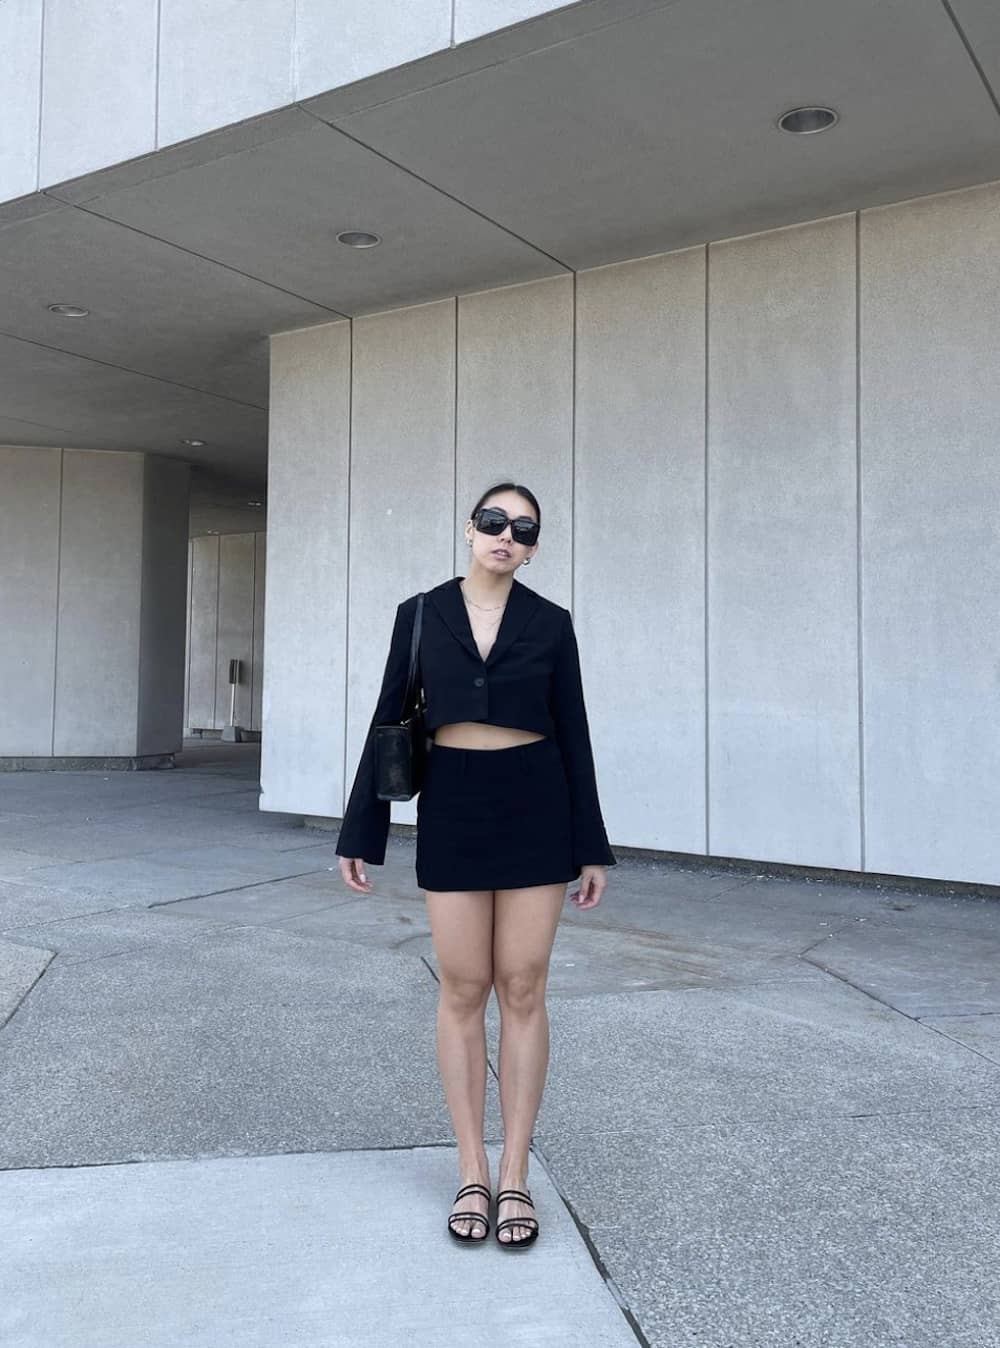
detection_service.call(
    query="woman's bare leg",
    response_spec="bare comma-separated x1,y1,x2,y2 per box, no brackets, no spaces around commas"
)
424,888,495,1238
492,882,567,1241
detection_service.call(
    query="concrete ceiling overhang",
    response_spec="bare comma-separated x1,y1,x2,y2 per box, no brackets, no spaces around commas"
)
2,0,1000,486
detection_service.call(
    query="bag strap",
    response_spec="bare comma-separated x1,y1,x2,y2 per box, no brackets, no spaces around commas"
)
400,593,425,720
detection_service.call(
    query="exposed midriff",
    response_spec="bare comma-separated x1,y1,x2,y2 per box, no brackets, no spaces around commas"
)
432,722,547,751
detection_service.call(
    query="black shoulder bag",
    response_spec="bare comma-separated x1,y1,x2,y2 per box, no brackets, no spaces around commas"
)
374,593,428,801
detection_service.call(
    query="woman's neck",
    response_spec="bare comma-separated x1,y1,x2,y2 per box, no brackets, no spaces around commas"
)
461,565,513,608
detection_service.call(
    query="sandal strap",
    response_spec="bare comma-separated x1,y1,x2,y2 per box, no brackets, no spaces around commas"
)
454,1183,491,1201
496,1189,534,1206
496,1216,539,1232
449,1211,489,1225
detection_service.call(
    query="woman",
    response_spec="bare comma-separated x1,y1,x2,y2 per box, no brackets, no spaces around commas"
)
336,481,617,1250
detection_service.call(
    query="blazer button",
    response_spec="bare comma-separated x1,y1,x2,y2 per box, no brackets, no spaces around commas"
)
473,676,485,687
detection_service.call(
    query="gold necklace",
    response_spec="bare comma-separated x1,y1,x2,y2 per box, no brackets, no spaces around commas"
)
460,581,507,613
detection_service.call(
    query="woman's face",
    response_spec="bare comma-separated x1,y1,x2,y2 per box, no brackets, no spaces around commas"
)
465,490,540,574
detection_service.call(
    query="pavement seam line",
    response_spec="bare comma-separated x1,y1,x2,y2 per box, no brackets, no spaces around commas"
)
145,869,350,907
531,1140,652,1347
799,950,1000,1073
0,947,56,1035
9,1106,999,1175
0,1137,504,1175
0,901,157,932
533,1102,1000,1141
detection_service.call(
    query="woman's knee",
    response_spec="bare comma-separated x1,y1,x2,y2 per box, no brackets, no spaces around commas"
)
439,969,493,1017
494,965,546,1016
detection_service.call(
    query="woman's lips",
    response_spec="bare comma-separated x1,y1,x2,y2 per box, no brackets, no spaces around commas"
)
492,549,511,558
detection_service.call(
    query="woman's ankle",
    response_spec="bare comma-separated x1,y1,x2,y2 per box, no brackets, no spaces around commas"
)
498,1156,529,1185
458,1150,490,1181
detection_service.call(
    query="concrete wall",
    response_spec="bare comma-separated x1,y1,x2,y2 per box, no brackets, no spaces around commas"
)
138,455,191,753
0,0,577,202
0,447,61,756
262,177,1000,888
260,324,351,815
0,446,190,759
183,531,266,733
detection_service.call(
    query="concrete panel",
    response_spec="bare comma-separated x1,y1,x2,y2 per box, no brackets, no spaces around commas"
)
38,0,157,188
0,1146,635,1347
0,329,268,481
346,299,456,826
0,0,43,202
251,531,266,732
0,937,52,1029
183,533,194,729
455,0,576,43
215,532,255,729
576,249,706,856
260,322,351,816
860,181,1000,886
0,447,60,755
0,199,324,412
948,1,1000,94
157,0,296,150
708,215,859,870
187,535,220,731
65,120,557,326
296,0,451,102
300,0,673,123
343,0,1000,274
456,276,573,606
137,456,190,755
53,450,144,757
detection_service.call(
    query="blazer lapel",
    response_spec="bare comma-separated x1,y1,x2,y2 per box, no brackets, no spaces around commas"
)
428,575,539,667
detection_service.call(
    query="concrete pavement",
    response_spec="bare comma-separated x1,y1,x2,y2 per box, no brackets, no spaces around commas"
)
1,740,998,1346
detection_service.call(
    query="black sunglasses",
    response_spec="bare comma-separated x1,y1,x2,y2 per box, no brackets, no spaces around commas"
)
473,506,540,547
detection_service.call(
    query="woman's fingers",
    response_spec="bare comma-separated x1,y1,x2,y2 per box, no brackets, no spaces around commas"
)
338,857,372,893
570,868,605,909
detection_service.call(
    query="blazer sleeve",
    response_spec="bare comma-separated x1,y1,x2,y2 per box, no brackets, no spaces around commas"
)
334,598,415,866
550,607,617,872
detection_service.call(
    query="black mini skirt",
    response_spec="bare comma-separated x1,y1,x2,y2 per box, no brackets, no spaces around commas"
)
415,736,577,892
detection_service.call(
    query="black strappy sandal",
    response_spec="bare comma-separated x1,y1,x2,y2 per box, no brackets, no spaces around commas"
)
446,1182,492,1243
495,1188,539,1249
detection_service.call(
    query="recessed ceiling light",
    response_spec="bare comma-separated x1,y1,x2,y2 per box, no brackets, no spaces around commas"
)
47,303,89,317
337,230,381,248
181,438,206,446
777,106,838,134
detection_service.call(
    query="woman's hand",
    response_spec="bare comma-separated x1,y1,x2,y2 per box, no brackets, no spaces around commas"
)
339,857,373,894
568,865,607,910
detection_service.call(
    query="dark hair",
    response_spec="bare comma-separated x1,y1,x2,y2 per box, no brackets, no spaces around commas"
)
469,481,541,529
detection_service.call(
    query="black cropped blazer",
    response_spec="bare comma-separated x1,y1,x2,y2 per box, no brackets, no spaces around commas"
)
334,574,617,874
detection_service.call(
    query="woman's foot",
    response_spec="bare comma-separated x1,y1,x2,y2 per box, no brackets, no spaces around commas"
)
448,1164,491,1240
496,1167,537,1244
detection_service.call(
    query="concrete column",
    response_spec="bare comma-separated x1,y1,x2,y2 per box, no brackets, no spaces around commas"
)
0,446,190,769
260,321,352,817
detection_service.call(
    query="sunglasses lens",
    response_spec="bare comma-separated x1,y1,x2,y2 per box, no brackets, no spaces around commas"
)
476,508,506,535
475,507,539,545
